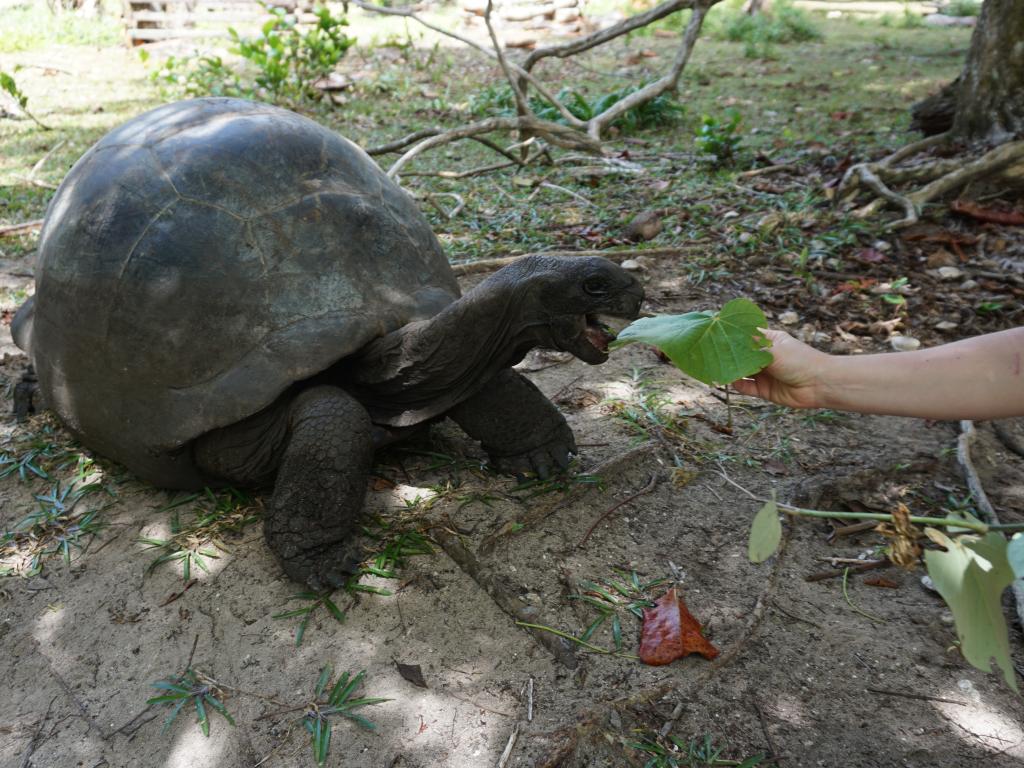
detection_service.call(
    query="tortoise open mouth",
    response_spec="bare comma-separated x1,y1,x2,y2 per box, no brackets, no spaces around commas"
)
584,314,617,355
566,312,630,364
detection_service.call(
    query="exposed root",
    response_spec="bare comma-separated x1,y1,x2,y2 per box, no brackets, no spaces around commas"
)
838,133,1024,229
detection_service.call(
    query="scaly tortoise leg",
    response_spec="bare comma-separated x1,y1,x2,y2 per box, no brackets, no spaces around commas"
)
448,369,576,479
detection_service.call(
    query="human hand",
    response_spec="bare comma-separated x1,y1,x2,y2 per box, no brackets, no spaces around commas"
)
731,329,831,410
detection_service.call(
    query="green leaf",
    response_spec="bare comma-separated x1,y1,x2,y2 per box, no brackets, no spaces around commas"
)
923,529,1018,692
315,665,332,698
748,492,782,563
612,298,772,386
195,696,210,737
1008,533,1024,581
323,597,346,623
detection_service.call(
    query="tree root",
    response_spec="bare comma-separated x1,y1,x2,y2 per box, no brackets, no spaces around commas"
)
838,133,1024,229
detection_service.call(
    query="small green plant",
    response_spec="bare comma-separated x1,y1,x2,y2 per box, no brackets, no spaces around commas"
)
694,111,742,165
152,55,244,99
1,481,107,576
944,0,981,16
0,427,75,482
0,68,49,128
572,570,667,651
304,667,389,766
629,732,766,767
141,488,260,580
148,669,236,737
710,0,821,57
230,4,354,101
152,5,353,103
274,589,348,646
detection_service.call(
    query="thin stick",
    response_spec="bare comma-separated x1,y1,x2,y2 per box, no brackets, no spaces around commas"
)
577,472,659,547
842,567,886,623
496,722,520,768
866,686,967,706
526,677,534,722
20,695,57,768
0,219,44,237
752,696,781,765
740,164,794,178
805,560,887,583
451,245,705,276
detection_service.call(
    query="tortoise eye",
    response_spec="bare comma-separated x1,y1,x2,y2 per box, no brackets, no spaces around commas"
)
583,278,609,296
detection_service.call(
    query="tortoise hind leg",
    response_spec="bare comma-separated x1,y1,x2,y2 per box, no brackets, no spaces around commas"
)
195,385,373,589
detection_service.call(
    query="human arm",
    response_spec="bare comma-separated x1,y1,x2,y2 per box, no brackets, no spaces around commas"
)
731,327,1024,421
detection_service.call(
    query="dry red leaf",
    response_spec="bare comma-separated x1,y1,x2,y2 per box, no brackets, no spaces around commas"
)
950,199,1024,226
639,587,719,666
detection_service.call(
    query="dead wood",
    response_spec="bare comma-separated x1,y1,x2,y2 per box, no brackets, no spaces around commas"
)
0,219,44,237
428,524,578,669
451,244,707,276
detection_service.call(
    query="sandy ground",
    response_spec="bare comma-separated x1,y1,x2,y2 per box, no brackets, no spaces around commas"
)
2,247,1024,768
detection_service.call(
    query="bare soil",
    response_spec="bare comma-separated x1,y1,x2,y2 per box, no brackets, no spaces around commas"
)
2,14,1024,768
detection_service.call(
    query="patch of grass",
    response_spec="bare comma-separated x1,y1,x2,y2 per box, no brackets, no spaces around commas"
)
943,0,981,16
629,732,766,767
1,480,108,576
148,669,236,737
273,589,348,646
0,422,79,482
708,0,821,58
571,569,668,651
0,3,121,53
141,488,260,581
304,667,389,767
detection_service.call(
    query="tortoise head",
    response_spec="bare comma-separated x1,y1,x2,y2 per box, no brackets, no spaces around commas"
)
496,255,644,364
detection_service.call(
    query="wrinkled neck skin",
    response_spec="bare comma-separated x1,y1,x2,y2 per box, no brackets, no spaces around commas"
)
344,275,539,427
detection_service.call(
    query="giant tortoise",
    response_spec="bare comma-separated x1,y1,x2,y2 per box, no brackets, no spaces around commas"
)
12,98,644,587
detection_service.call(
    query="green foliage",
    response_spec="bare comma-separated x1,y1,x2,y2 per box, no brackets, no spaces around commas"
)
612,299,773,386
152,55,244,99
305,667,389,766
1,481,107,576
694,111,742,165
231,5,353,101
629,732,766,767
153,5,353,103
944,0,981,16
923,529,1018,692
748,492,781,563
148,669,236,737
571,570,667,652
0,3,121,53
141,488,260,580
274,589,348,646
0,68,48,129
469,83,685,133
709,0,821,58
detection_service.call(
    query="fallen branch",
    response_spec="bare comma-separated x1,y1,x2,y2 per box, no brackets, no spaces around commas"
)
0,219,44,237
429,524,577,669
577,471,660,547
451,245,706,276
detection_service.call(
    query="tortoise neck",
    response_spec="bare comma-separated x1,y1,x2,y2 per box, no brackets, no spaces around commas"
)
343,277,539,427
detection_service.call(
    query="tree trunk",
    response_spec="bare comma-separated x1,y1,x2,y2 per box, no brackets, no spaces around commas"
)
951,0,1024,143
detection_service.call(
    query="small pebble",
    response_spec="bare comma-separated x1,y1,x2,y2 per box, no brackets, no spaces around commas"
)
620,259,643,271
934,320,958,331
937,266,963,280
920,575,937,592
959,279,979,290
940,612,955,626
738,231,753,244
890,335,921,352
872,239,892,251
779,310,799,325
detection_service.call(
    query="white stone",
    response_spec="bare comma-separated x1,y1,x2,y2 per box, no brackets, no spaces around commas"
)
937,266,963,280
620,259,643,271
890,335,921,352
778,310,799,325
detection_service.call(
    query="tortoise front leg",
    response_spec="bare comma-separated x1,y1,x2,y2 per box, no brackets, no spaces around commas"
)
449,369,576,479
196,385,373,589
266,386,374,589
